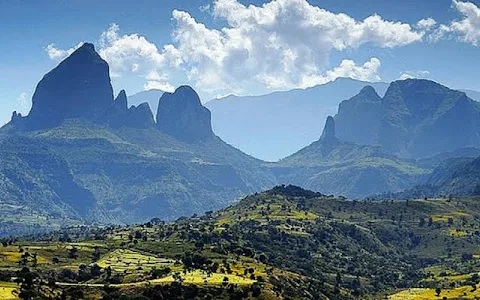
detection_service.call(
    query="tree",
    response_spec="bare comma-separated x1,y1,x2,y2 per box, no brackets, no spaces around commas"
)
92,247,101,262
435,287,441,296
15,267,39,300
68,247,78,259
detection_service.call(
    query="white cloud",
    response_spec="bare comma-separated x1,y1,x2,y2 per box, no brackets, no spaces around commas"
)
164,0,423,95
98,23,166,77
399,70,430,80
16,92,30,115
45,42,84,60
301,58,382,87
416,18,437,30
46,0,426,98
199,4,211,13
431,0,480,45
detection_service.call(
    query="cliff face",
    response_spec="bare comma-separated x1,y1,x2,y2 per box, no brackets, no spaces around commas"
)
335,79,480,158
27,43,114,127
156,86,214,142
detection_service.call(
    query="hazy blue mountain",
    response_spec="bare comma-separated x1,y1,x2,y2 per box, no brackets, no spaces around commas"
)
205,78,389,161
0,43,277,235
335,79,480,158
271,116,429,198
371,155,480,200
460,89,480,102
128,89,164,120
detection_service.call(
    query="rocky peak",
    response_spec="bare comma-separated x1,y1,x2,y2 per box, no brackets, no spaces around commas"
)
156,86,214,142
114,90,128,112
318,116,339,155
10,111,22,122
26,42,114,127
127,103,155,128
358,86,381,100
320,116,337,143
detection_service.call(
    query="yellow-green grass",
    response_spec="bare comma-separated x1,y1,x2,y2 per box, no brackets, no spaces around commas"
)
448,228,469,237
0,282,17,300
97,249,174,273
431,211,470,223
151,270,255,285
421,273,472,283
389,284,480,299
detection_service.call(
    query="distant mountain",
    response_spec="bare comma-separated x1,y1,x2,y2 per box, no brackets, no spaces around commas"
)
460,89,480,102
335,79,480,158
128,89,164,120
205,78,389,161
371,155,480,200
271,116,429,198
0,43,276,235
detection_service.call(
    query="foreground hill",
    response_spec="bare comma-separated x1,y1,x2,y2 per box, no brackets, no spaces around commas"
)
335,80,480,158
205,78,389,161
0,43,276,237
2,185,480,299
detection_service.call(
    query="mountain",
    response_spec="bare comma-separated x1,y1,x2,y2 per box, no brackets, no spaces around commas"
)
0,43,276,236
128,89,164,120
205,78,389,161
460,89,480,102
270,117,429,197
376,155,480,200
156,86,214,142
6,185,480,299
26,43,114,128
335,79,480,158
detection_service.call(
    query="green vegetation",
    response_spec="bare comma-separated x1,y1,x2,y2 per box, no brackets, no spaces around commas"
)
1,185,480,299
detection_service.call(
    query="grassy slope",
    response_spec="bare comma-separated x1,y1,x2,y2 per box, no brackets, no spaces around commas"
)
2,186,480,299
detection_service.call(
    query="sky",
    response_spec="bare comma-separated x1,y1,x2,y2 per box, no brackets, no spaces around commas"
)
1,0,480,125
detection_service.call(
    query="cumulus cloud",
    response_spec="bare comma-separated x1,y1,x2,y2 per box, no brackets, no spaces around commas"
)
45,42,84,60
46,0,427,97
164,0,423,94
416,18,437,30
399,70,431,80
431,0,480,45
301,58,382,87
98,24,166,78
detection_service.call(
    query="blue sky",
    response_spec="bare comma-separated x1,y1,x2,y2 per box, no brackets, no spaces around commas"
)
1,0,480,124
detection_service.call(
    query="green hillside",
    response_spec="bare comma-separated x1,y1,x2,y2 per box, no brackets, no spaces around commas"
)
2,186,480,299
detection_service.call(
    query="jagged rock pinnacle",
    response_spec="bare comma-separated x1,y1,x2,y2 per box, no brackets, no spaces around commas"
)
26,42,114,127
156,86,214,142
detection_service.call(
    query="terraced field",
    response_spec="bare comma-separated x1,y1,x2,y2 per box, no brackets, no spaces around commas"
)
97,249,174,273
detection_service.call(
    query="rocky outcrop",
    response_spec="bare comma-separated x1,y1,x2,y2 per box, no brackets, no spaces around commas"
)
335,79,480,158
335,86,382,146
318,116,338,154
27,43,114,127
127,103,155,128
156,86,213,142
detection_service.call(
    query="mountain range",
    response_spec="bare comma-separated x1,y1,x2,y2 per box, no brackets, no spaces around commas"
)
205,78,389,161
0,43,276,236
2,42,480,237
335,80,480,157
